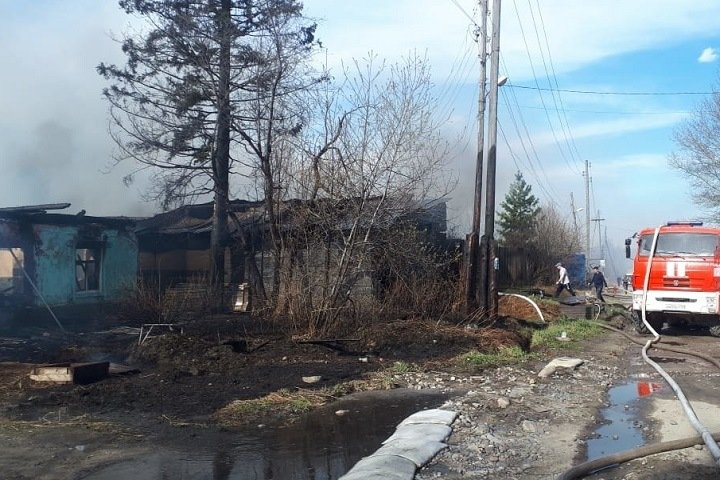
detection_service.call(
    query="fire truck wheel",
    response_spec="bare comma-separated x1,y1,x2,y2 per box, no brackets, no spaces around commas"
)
630,310,662,334
709,325,720,338
630,310,648,333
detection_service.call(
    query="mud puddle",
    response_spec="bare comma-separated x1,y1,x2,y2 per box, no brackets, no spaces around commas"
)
80,389,450,480
586,380,662,460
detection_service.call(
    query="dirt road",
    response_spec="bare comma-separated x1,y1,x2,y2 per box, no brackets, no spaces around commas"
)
414,321,720,479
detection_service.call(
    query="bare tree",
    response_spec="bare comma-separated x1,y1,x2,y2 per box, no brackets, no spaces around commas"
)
532,204,582,281
670,92,720,218
230,9,323,304
276,53,456,335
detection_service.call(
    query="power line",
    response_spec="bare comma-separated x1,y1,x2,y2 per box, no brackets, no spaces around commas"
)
498,120,560,207
531,0,585,168
448,0,479,27
526,0,582,171
512,105,692,115
435,26,478,120
499,87,562,207
499,56,566,203
510,0,580,175
506,84,715,96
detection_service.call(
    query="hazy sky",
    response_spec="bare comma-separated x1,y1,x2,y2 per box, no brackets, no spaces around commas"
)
2,1,720,278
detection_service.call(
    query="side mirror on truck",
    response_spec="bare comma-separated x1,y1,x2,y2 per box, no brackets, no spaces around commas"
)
625,238,632,259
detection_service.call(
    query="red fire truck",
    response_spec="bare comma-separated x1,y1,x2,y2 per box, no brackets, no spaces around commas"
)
625,221,720,337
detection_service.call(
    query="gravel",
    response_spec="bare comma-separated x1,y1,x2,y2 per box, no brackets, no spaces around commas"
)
393,349,626,479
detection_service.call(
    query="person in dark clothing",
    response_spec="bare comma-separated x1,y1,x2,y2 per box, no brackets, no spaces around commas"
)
590,265,608,302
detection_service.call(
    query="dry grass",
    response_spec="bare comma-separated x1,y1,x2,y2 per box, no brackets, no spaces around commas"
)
0,416,141,436
213,363,420,427
214,389,334,426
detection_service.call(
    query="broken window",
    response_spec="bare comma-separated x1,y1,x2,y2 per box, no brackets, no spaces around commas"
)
0,248,24,295
76,245,101,292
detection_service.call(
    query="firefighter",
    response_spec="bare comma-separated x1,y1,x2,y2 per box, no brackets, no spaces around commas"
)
590,265,608,302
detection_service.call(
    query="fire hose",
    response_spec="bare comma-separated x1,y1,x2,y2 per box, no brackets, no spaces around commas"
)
557,432,720,480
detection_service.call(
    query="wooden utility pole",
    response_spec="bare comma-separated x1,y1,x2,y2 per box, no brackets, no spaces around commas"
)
463,0,489,312
592,210,606,262
478,0,502,319
583,160,591,280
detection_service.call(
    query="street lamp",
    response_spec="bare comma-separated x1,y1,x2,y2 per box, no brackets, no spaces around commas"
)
571,207,584,232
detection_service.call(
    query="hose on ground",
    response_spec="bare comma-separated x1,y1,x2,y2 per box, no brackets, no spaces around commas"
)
590,321,720,372
560,229,720,478
557,431,720,480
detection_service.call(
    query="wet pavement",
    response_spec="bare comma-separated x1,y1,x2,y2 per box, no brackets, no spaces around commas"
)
585,380,662,460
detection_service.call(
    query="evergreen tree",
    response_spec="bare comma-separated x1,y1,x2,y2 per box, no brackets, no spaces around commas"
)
497,171,540,248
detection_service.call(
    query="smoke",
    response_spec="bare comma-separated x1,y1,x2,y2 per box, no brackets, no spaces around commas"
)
0,2,154,218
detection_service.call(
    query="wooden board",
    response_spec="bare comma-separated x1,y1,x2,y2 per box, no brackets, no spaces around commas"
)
29,362,109,385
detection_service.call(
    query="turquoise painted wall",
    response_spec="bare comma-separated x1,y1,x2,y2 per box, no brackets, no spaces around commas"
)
99,229,139,300
34,226,75,305
33,225,138,306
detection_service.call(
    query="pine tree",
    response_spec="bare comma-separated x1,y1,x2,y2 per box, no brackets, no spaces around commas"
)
497,171,540,248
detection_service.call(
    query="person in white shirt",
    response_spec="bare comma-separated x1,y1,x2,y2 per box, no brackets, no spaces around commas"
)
555,262,576,297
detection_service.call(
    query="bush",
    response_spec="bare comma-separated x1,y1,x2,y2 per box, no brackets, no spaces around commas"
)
116,277,213,325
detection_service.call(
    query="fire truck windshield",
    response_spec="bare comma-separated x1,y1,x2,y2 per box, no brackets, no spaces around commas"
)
639,232,719,257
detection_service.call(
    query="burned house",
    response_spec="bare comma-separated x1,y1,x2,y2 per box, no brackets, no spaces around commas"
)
136,200,261,287
136,198,449,306
0,204,138,320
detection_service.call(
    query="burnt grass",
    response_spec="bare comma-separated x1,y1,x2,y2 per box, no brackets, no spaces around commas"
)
0,297,552,434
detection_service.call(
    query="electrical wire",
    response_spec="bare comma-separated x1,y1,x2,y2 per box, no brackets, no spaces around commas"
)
434,3,485,150
500,92,558,203
497,121,523,171
499,95,561,207
435,23,477,116
499,58,564,206
512,105,693,115
505,84,715,96
532,0,585,166
447,0,480,27
510,0,579,175
526,0,583,172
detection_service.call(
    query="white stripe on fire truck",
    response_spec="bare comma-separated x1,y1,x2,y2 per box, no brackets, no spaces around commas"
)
667,262,675,277
677,262,686,277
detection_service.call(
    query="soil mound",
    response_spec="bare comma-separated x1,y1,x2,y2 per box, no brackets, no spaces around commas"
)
360,319,526,360
498,295,561,322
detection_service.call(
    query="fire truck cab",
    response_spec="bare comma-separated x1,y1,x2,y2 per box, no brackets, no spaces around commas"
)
626,221,720,337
